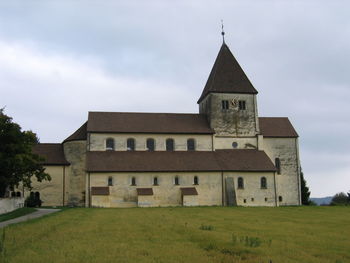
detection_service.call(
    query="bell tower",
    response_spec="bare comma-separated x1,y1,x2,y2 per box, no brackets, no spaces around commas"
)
198,43,260,137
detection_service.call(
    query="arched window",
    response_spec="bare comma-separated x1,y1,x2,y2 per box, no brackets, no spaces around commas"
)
260,177,267,189
279,196,283,202
131,177,136,186
275,158,281,174
187,139,195,151
106,138,115,150
193,176,199,185
146,138,155,151
153,177,158,186
238,177,244,189
174,176,179,185
127,138,135,151
16,191,21,197
166,138,174,151
108,176,113,186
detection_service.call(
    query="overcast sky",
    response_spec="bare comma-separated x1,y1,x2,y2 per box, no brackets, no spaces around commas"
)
0,0,349,197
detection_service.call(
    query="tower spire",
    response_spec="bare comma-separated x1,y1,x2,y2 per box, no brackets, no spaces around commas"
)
221,20,225,44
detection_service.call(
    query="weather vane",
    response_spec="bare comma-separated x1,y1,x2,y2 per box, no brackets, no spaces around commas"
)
221,19,225,44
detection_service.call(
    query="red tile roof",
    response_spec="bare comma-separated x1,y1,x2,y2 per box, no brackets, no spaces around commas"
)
137,188,154,196
87,112,214,134
180,187,198,195
259,117,298,138
86,150,276,173
91,187,109,195
63,122,87,143
32,143,70,166
198,43,258,103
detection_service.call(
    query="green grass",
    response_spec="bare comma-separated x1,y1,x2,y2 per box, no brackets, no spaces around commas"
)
0,208,36,223
1,206,350,263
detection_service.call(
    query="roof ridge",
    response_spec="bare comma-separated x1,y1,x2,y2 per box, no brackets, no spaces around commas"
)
88,111,203,116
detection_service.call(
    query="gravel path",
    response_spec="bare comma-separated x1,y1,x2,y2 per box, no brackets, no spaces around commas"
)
0,208,60,228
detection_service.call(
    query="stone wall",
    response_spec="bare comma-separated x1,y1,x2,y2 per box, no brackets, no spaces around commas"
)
262,137,301,205
0,198,24,214
26,165,68,206
90,172,222,207
199,93,259,137
63,140,87,206
89,171,276,207
223,172,276,206
89,133,213,151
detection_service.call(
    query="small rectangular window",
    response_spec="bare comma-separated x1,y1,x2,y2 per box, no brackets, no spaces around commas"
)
238,100,246,110
275,158,281,174
108,177,113,186
221,100,229,110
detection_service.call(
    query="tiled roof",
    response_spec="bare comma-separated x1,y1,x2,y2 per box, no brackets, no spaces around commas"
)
91,187,110,195
32,143,70,166
86,150,276,173
137,188,154,196
63,122,87,143
87,112,214,134
180,187,198,196
198,43,258,103
259,117,298,138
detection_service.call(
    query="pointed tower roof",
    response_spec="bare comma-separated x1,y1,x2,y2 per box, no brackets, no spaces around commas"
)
197,43,258,103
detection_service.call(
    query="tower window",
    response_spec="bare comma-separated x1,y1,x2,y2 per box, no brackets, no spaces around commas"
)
238,100,246,110
108,176,113,186
127,138,135,151
222,100,229,110
153,177,158,186
106,138,115,150
146,138,155,151
260,177,267,189
193,176,199,185
131,177,136,186
174,176,179,185
166,138,174,151
275,158,281,174
237,177,244,189
187,139,195,151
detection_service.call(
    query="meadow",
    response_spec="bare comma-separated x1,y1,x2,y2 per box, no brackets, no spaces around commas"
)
0,206,349,263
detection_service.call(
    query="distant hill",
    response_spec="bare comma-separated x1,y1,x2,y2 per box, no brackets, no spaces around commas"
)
310,196,333,206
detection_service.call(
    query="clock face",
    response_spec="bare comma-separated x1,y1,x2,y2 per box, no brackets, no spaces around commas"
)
230,99,238,107
232,142,238,148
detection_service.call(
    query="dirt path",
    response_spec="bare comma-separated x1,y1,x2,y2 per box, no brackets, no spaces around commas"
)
0,208,60,228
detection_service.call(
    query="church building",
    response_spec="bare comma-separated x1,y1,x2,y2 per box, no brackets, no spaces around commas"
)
27,41,301,207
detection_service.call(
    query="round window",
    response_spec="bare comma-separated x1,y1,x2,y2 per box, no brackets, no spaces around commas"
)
232,142,238,148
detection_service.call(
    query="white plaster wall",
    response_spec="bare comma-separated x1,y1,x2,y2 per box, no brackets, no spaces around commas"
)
89,133,213,151
90,172,222,207
223,172,276,206
183,195,199,206
20,165,69,207
262,137,300,206
214,136,257,150
0,198,24,214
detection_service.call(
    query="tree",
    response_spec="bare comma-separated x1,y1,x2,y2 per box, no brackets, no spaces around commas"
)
300,168,311,205
330,192,349,206
0,109,50,197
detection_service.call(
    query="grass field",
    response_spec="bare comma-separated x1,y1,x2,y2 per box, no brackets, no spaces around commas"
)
0,208,36,223
0,206,349,263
